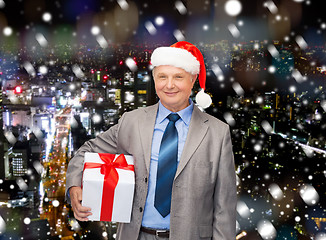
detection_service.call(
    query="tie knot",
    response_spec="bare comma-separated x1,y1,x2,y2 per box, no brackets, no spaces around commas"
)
167,113,180,123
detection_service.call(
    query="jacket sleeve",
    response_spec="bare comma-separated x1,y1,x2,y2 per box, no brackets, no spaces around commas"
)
213,126,237,240
65,113,125,203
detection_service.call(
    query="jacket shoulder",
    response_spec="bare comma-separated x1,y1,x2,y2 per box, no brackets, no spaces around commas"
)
194,105,229,130
123,104,157,116
119,104,158,123
206,112,229,128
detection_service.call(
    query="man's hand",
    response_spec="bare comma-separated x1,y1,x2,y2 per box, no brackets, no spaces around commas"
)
69,186,92,221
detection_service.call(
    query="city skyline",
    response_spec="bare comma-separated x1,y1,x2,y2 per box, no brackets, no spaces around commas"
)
0,0,326,239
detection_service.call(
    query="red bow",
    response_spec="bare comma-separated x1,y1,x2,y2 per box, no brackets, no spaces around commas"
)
83,153,134,221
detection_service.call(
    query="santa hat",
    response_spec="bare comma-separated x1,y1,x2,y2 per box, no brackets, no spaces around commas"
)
151,41,212,109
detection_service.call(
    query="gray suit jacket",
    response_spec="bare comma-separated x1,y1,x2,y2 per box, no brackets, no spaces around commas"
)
66,103,237,240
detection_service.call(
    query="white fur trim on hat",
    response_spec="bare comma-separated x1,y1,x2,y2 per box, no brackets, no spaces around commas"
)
151,47,200,75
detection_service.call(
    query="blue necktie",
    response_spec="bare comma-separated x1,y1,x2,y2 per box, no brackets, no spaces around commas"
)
154,113,180,217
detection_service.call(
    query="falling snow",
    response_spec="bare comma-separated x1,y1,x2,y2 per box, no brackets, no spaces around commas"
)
0,0,325,239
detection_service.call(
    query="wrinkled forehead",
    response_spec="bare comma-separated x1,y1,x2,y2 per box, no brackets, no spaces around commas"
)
153,65,189,73
152,66,197,82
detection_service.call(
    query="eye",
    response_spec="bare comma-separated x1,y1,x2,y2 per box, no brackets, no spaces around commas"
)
157,75,166,79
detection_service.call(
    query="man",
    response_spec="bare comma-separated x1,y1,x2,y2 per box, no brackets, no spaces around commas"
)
66,41,237,239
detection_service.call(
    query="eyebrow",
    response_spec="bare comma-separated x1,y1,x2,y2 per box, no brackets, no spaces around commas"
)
157,72,185,75
155,71,187,78
156,73,167,76
173,73,186,77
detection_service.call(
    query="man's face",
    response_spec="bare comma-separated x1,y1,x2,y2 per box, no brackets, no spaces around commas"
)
153,65,196,112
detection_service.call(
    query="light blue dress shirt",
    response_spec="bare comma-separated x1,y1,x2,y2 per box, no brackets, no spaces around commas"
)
141,100,194,229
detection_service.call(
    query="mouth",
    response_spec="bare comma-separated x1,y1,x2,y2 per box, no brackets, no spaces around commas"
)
164,92,178,96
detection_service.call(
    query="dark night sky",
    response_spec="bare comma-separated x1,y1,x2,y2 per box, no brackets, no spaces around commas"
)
0,0,325,45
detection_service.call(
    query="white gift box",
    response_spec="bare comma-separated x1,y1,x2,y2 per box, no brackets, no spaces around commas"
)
82,152,135,222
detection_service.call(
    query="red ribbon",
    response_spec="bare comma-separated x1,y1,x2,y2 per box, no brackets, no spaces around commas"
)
83,153,134,221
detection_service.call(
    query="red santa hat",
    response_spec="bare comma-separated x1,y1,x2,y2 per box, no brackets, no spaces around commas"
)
151,41,212,109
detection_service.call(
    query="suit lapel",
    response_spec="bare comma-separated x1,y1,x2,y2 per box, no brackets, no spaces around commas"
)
138,103,159,173
175,105,209,178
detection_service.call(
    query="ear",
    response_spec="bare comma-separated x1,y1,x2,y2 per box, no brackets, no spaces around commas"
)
192,74,198,84
152,67,156,78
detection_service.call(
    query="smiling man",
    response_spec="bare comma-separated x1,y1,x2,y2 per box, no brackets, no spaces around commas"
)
66,41,237,240
153,65,196,112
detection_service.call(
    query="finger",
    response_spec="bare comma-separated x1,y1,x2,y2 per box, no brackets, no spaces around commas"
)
71,195,82,207
75,204,92,213
71,194,88,210
71,201,92,217
74,205,92,218
72,198,92,213
70,188,82,201
71,199,91,214
74,212,90,222
72,205,92,222
69,187,92,220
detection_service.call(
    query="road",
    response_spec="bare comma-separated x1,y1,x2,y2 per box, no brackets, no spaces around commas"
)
40,107,75,238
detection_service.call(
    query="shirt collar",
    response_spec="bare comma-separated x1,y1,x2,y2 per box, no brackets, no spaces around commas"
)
157,99,194,126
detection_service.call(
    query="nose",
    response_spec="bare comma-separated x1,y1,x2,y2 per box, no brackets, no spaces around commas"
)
166,78,175,89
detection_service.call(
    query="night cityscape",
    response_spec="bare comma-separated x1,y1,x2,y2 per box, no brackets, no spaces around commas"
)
0,0,326,239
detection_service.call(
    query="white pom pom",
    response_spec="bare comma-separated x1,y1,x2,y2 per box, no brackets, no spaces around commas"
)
195,89,212,109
